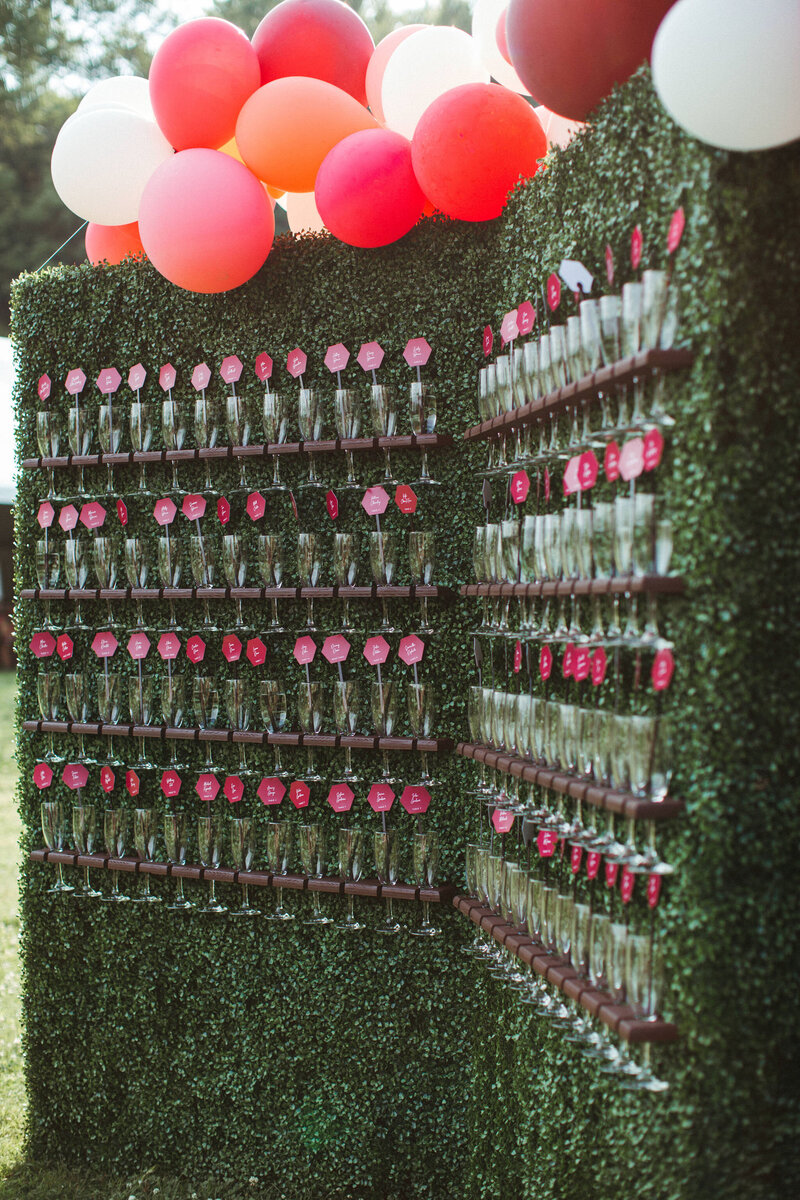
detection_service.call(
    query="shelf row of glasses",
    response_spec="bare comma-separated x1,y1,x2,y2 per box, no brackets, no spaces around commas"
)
23,433,454,472
21,584,454,603
452,894,678,1044
30,848,455,903
463,348,695,443
461,576,685,599
454,742,683,821
23,719,452,754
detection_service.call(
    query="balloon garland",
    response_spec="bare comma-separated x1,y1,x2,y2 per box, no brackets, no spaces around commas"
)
50,0,799,295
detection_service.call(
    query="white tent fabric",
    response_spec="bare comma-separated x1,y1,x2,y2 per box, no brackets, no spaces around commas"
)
0,339,15,505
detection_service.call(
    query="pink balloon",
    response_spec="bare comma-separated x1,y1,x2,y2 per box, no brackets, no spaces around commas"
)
316,128,426,248
252,0,375,105
365,25,427,122
149,18,261,150
85,221,145,265
138,149,274,293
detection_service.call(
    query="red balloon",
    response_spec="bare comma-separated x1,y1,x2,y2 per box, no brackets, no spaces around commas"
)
505,0,674,121
149,18,261,150
138,149,274,293
411,83,546,223
85,221,145,265
316,128,426,248
252,0,374,105
496,12,512,65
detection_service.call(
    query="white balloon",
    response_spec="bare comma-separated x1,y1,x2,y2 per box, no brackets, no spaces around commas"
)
51,108,174,225
77,76,154,121
535,105,585,150
381,27,490,139
652,0,800,151
471,0,528,95
286,191,327,234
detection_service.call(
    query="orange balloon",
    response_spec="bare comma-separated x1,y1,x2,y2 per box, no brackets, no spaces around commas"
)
85,221,145,265
266,184,285,200
236,76,378,193
365,25,427,123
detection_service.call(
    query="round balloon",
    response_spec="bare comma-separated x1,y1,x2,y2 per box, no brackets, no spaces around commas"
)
652,0,800,151
252,0,375,105
472,0,528,93
365,25,427,122
77,76,154,120
505,0,674,121
51,108,174,225
411,82,546,222
286,190,328,233
85,221,146,265
381,27,490,139
316,128,426,247
236,76,378,193
138,149,274,293
149,18,261,150
535,104,586,150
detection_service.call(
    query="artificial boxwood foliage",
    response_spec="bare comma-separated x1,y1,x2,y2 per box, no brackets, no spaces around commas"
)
11,69,800,1198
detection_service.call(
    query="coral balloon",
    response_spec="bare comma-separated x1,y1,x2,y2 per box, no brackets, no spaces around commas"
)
286,191,328,234
411,82,546,222
316,128,426,247
149,18,261,150
505,0,674,121
252,0,374,105
382,27,490,139
138,149,274,293
236,76,378,193
365,25,427,122
472,0,528,93
85,221,145,265
51,108,173,225
652,0,800,151
77,76,154,120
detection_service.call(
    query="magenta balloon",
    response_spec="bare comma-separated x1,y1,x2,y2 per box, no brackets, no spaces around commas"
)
252,0,374,105
315,128,426,248
149,18,261,150
138,149,274,293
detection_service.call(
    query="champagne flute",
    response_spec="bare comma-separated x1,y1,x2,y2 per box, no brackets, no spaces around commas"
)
265,820,294,920
368,530,398,634
161,672,188,771
298,387,324,487
333,532,358,633
334,388,362,487
67,395,92,498
229,817,260,916
97,672,122,767
297,531,322,630
226,393,253,491
164,811,194,911
297,680,325,782
92,535,118,628
408,530,435,633
300,823,332,925
260,679,290,778
410,381,440,485
157,532,184,632
37,671,64,763
98,397,123,493
262,390,289,491
197,813,227,914
63,535,89,631
222,532,249,631
35,537,60,632
193,390,222,494
224,677,254,779
64,671,90,764
335,827,365,931
410,830,441,937
125,536,151,631
371,384,397,483
36,409,62,500
407,682,437,786
189,533,218,633
333,679,361,783
130,398,155,495
128,673,157,771
374,829,402,935
258,532,285,632
72,803,102,899
40,800,74,893
193,675,221,770
371,679,398,784
100,807,130,902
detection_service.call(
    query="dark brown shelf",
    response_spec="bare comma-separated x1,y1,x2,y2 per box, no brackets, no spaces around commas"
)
22,433,454,472
455,742,683,821
461,575,686,598
452,894,678,1044
29,849,455,904
22,719,452,754
21,584,453,603
463,348,695,443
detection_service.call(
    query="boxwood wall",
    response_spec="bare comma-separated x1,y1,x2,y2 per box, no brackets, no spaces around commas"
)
11,70,800,1199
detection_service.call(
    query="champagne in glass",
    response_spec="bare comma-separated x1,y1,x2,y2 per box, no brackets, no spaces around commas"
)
335,827,365,931
226,393,253,490
229,817,260,916
374,829,402,935
98,399,123,493
193,390,221,493
334,388,361,487
333,532,358,632
263,390,289,491
260,679,290,778
265,820,294,920
36,410,62,500
37,671,64,763
222,533,249,631
297,680,325,782
333,679,361,782
370,384,397,483
197,813,227,914
100,807,130,903
164,811,194,911
258,533,285,632
35,537,60,632
408,530,435,632
297,531,322,630
300,823,332,925
130,399,154,495
40,800,74,893
410,830,441,936
409,382,440,485
72,803,103,899
368,531,398,634
298,387,324,487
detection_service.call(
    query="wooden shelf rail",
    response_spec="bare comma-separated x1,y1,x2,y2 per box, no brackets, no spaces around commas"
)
22,584,454,603
461,575,686,598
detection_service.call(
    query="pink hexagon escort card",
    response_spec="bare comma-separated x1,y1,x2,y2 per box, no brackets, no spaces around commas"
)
246,492,266,522
191,363,211,391
117,500,128,526
153,497,177,526
395,485,417,514
30,631,56,658
652,648,675,692
517,300,536,336
37,502,55,529
38,374,51,401
289,780,310,809
643,427,665,472
257,777,286,806
325,343,350,372
363,636,390,666
222,635,243,663
126,770,140,797
96,367,121,395
127,631,150,660
128,363,146,391
326,491,338,520
247,637,267,666
604,441,621,483
398,635,425,666
62,763,89,790
546,274,561,312
403,337,432,367
500,310,519,345
224,775,244,803
357,341,384,372
100,766,115,793
186,635,206,664
361,485,390,516
56,634,74,661
293,635,317,665
400,785,431,815
286,347,307,379
631,225,643,270
33,763,53,790
220,355,243,384
667,206,685,254
159,363,176,391
591,647,608,687
217,497,231,525
539,645,553,680
59,504,78,532
161,770,182,798
254,352,273,382
510,470,530,505
492,807,515,833
80,501,106,530
619,438,644,482
367,783,395,813
65,368,86,395
327,783,354,813
157,632,181,660
321,635,350,665
482,325,493,357
196,773,220,803
91,631,118,658
182,494,207,521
